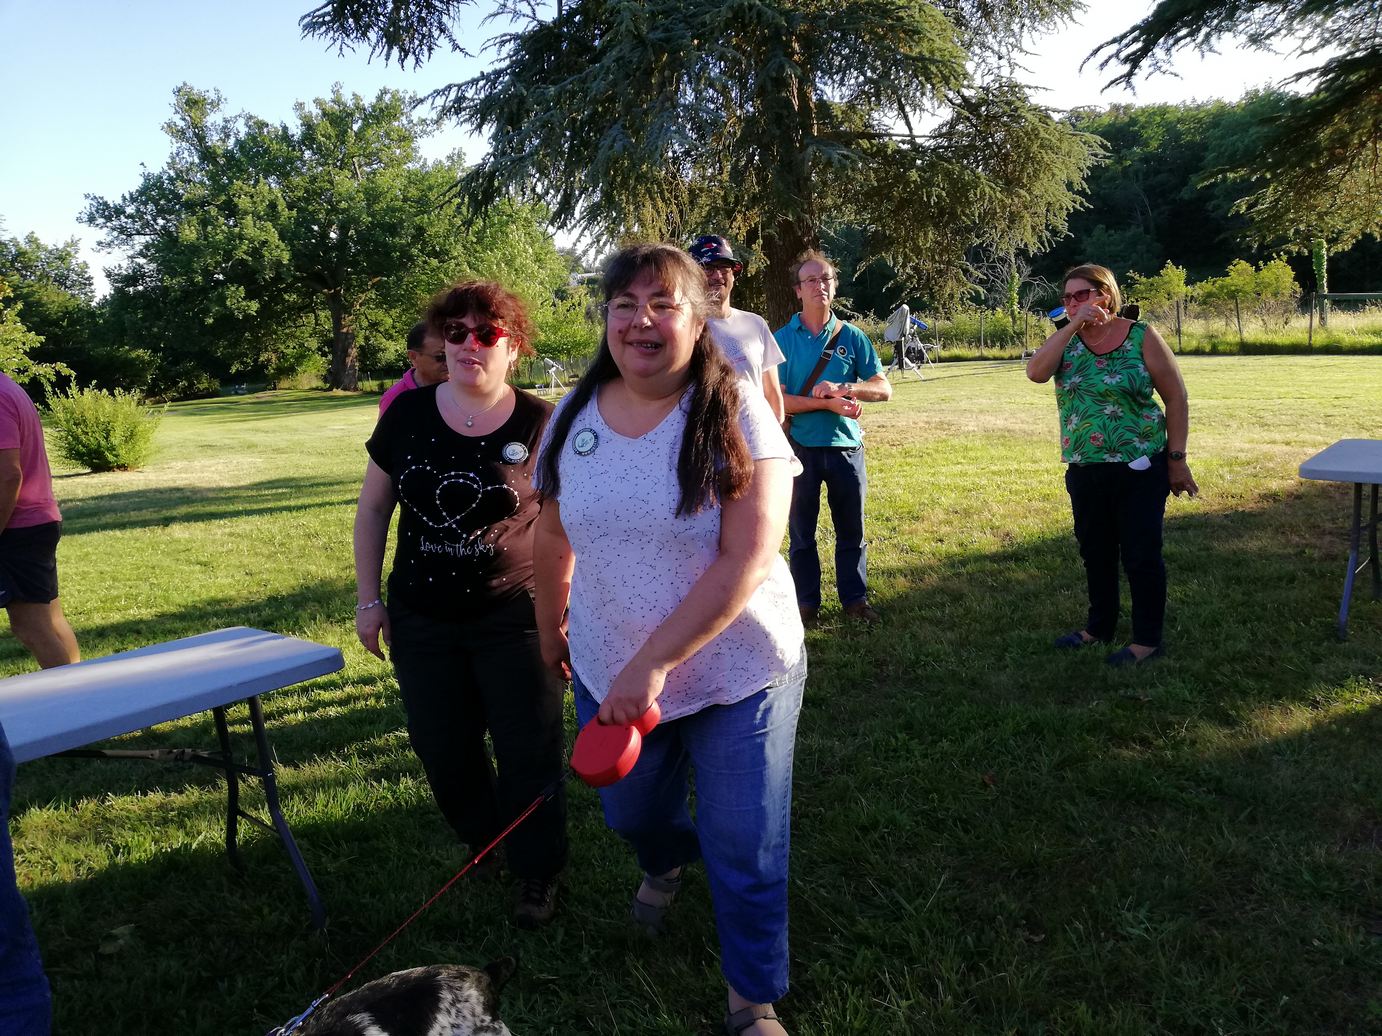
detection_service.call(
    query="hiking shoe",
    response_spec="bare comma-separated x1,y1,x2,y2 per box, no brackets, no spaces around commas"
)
514,877,559,929
843,600,880,624
798,605,819,629
465,848,502,880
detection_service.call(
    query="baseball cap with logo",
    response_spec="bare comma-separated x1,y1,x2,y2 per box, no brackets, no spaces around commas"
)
688,235,743,272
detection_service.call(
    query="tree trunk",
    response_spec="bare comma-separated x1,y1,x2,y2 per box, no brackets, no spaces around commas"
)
1313,238,1329,328
760,38,820,330
327,293,359,390
762,216,816,329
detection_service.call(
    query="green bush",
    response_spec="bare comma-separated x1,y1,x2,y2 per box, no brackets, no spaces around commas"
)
45,386,163,472
1126,261,1189,326
1192,257,1300,331
518,298,601,385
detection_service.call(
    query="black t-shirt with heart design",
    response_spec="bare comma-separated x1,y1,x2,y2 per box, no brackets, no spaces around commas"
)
367,384,553,620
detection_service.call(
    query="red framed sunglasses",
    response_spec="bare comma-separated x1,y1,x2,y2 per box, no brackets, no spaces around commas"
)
441,320,509,348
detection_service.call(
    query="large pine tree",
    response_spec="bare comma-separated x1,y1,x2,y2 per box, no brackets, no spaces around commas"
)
302,0,1099,323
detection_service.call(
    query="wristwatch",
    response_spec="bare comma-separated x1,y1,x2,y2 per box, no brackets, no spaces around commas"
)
1168,450,1186,461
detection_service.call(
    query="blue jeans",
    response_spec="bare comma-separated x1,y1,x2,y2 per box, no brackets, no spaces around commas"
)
0,721,51,1036
573,652,806,1003
788,443,869,608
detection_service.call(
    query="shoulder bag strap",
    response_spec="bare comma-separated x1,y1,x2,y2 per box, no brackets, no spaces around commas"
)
796,321,847,397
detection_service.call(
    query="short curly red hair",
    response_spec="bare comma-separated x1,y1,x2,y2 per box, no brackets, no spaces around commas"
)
425,281,536,357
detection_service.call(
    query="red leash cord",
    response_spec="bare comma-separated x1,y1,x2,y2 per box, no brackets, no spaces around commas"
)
266,772,569,1036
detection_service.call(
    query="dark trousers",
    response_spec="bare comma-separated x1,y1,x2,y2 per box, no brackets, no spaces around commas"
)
1064,454,1171,646
0,721,51,1035
788,443,869,608
388,593,567,880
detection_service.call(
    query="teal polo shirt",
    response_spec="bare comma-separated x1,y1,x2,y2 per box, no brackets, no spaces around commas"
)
774,313,883,448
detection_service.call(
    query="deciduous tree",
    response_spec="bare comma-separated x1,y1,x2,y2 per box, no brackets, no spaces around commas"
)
0,233,100,380
1094,0,1382,250
85,85,567,393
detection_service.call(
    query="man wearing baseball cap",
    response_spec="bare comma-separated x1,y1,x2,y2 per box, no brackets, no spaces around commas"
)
688,235,785,422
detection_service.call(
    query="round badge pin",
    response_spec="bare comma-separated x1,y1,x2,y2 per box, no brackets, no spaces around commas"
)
836,345,848,358
572,428,599,456
501,441,529,464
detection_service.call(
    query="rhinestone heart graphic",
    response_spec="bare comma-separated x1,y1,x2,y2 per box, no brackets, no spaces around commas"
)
398,463,519,537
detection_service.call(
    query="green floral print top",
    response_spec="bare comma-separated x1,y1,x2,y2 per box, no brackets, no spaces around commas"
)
1053,321,1167,464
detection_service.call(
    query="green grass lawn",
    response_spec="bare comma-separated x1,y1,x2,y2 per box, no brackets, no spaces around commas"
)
8,356,1382,1035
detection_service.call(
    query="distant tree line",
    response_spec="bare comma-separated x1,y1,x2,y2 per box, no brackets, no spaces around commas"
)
1,87,573,400
1031,95,1382,300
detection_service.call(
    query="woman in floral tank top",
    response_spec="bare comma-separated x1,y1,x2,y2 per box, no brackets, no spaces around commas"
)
1026,264,1199,666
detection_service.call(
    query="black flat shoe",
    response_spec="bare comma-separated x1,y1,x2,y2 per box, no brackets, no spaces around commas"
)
1105,645,1164,668
1054,629,1101,649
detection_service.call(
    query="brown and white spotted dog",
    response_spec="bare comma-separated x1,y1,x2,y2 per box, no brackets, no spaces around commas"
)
295,958,516,1036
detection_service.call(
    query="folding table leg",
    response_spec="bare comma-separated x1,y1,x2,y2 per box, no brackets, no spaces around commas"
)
1338,483,1364,640
245,695,326,931
1369,483,1380,601
211,705,244,870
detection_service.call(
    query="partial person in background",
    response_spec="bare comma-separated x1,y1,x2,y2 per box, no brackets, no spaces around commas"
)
1026,263,1198,667
354,281,566,927
0,718,51,1035
689,235,786,423
378,321,449,415
0,372,78,669
775,250,892,627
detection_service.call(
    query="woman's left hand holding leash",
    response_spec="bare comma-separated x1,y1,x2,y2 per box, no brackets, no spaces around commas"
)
600,660,667,726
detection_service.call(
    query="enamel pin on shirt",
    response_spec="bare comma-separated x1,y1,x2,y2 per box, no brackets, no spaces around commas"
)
573,428,599,456
501,441,529,464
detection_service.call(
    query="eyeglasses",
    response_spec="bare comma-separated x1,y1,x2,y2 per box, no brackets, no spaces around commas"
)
798,274,835,287
441,320,508,348
1060,287,1103,307
602,298,688,322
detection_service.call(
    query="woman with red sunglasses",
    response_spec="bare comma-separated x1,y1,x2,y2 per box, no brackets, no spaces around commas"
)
1026,263,1199,667
353,280,567,927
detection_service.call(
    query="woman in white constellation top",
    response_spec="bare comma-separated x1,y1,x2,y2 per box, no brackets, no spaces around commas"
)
353,280,565,929
533,244,805,1036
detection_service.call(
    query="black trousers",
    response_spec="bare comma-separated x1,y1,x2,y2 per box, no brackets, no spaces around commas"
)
1064,454,1171,647
388,592,567,880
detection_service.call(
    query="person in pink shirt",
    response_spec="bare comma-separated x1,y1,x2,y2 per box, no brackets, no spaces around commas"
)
0,372,79,669
379,321,449,415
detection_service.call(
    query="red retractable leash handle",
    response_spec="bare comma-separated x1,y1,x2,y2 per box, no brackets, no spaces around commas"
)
570,700,661,787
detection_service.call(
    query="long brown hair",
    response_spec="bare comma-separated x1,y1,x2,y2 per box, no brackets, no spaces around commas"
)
537,243,753,516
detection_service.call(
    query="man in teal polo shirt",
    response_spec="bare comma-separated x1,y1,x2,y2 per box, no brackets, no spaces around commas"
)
775,250,892,626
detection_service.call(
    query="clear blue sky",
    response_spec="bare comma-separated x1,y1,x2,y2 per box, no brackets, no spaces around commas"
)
0,0,1315,295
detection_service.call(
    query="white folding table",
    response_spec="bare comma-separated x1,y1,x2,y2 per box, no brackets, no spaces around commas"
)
1299,439,1382,640
0,626,344,929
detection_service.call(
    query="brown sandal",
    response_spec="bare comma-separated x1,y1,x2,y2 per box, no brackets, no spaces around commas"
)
724,1004,781,1034
629,866,684,936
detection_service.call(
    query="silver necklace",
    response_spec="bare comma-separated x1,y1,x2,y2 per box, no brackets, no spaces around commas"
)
449,386,509,428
